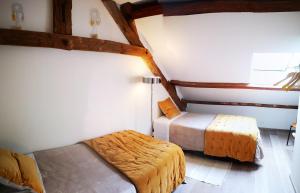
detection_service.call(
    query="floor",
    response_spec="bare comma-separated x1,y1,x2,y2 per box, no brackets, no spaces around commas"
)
174,129,296,193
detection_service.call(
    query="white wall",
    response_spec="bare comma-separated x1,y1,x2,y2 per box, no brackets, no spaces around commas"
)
72,0,128,42
184,88,298,129
0,0,52,32
291,97,300,193
136,13,300,129
188,104,297,130
0,0,170,153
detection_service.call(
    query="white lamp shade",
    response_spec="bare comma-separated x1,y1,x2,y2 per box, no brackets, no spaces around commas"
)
143,76,161,84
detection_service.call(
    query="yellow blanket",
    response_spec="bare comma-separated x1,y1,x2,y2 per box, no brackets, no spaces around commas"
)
84,130,185,193
204,114,259,162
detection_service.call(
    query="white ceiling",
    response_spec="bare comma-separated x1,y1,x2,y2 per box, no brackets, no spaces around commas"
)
135,12,300,105
137,12,300,83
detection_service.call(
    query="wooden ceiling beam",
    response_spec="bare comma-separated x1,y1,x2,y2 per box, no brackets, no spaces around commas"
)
102,0,143,46
102,0,187,111
183,99,298,109
120,2,140,34
170,80,300,91
121,1,162,20
53,0,72,35
0,29,147,57
122,0,300,19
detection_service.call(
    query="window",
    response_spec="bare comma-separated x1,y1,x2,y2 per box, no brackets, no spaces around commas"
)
250,53,300,85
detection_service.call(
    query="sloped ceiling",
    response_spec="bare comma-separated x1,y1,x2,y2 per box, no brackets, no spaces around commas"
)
135,12,300,106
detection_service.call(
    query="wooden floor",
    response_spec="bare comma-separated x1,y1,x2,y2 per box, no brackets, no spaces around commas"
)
174,129,296,193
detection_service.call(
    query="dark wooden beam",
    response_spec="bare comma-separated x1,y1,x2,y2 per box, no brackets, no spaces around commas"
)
0,29,147,56
123,0,300,19
53,0,72,34
102,0,143,46
170,80,300,91
183,99,298,109
121,1,162,20
0,28,186,109
141,53,186,111
102,0,186,111
120,2,139,34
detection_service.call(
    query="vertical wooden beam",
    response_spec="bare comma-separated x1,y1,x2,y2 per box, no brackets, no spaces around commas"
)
102,0,186,110
53,0,72,35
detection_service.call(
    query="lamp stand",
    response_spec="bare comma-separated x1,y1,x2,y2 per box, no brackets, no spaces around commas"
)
142,76,161,136
151,83,154,134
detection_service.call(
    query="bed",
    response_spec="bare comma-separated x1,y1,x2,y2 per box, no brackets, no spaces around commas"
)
34,143,136,193
154,112,264,162
33,130,185,193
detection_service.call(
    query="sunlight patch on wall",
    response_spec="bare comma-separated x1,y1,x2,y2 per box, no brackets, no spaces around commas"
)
131,57,151,102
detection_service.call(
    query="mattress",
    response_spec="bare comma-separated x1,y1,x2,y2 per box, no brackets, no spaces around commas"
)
153,112,264,161
34,143,136,193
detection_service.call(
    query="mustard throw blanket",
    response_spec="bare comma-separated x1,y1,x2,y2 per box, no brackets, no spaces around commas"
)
204,115,259,162
84,130,185,193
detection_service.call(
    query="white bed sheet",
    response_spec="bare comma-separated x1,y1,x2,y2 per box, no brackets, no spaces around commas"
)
169,113,217,151
153,112,187,141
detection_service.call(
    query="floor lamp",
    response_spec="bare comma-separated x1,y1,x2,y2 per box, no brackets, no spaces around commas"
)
143,76,161,133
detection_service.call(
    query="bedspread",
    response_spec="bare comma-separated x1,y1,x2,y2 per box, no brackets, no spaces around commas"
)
84,130,185,193
204,114,259,162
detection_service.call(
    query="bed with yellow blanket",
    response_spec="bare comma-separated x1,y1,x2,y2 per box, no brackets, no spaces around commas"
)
154,113,264,162
84,130,186,193
32,130,185,193
204,114,260,162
